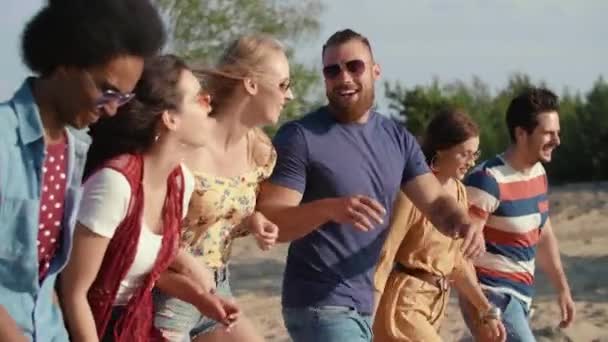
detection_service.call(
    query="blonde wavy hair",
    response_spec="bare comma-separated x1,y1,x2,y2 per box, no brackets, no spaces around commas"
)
193,34,285,112
193,34,285,167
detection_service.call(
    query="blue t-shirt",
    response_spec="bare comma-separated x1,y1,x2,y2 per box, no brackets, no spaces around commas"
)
270,107,429,314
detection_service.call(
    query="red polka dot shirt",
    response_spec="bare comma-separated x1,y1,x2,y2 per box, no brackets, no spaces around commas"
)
37,135,68,281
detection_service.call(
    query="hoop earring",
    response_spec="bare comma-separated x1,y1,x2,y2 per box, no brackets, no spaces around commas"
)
430,154,440,172
154,133,160,142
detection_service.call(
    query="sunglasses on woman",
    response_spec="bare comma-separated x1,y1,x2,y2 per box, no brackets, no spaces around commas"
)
322,59,366,79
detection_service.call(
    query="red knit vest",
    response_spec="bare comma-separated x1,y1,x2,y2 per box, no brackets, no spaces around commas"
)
87,154,184,341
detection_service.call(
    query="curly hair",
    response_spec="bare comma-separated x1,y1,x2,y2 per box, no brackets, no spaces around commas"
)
21,0,166,75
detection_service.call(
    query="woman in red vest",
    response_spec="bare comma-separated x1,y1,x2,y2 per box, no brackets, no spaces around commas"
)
59,55,239,342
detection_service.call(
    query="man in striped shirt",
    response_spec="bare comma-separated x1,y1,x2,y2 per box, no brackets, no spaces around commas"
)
462,88,575,341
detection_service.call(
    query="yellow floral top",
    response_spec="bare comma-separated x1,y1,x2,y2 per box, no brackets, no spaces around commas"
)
181,139,276,269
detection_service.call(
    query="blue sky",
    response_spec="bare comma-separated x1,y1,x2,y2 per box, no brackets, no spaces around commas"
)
1,0,41,97
2,0,606,112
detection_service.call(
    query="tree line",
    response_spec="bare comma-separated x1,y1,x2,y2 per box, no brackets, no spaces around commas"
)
157,0,606,183
385,74,608,183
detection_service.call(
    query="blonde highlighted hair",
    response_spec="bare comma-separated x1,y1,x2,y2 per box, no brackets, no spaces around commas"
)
193,34,284,169
193,34,286,111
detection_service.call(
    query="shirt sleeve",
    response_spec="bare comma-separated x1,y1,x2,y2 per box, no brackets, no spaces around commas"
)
374,191,421,294
464,169,501,219
77,168,131,238
400,129,431,186
268,122,308,194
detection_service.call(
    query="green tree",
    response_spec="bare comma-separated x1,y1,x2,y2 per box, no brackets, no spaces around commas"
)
385,78,449,136
155,0,324,135
580,77,608,180
385,73,608,183
545,89,587,182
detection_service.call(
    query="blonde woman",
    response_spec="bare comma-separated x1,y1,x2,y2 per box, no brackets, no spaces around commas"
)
373,110,506,342
153,35,294,342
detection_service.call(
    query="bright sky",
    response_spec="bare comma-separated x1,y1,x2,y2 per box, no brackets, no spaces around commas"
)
2,0,606,113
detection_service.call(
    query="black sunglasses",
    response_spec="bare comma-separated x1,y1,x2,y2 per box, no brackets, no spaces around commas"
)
322,59,366,79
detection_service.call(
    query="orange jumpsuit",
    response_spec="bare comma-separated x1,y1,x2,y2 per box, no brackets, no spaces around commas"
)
373,181,468,342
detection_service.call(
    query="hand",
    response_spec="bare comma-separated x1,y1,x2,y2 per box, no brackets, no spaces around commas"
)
324,195,386,231
194,292,240,329
558,289,575,328
458,222,486,259
247,211,279,251
478,318,506,342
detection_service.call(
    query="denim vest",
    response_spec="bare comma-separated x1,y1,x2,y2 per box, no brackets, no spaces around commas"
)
0,78,91,341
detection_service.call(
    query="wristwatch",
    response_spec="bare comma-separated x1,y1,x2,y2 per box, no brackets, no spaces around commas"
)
479,305,502,324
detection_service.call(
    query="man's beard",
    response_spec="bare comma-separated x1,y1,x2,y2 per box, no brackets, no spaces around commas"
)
327,86,375,123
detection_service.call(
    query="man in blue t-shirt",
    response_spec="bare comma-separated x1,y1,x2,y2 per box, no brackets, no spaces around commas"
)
258,29,485,342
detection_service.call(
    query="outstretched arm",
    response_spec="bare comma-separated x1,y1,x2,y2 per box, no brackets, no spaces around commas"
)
452,260,506,342
536,219,575,328
59,224,111,342
402,174,484,258
257,182,323,242
258,182,385,242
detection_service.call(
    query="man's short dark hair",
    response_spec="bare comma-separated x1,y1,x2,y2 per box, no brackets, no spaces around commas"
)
322,29,373,60
21,0,166,76
506,87,559,142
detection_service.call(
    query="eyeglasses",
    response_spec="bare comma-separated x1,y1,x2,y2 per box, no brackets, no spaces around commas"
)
322,59,366,79
278,79,292,93
458,150,482,161
258,76,292,94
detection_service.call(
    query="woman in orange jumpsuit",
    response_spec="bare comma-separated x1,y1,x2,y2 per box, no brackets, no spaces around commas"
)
374,109,505,342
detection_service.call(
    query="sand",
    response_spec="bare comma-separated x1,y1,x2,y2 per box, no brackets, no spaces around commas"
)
230,182,608,341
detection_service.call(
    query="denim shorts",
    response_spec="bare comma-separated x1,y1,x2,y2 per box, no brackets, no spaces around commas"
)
462,290,535,342
153,268,232,342
283,305,373,342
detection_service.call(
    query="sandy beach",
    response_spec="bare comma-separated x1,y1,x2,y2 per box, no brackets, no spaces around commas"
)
230,182,608,341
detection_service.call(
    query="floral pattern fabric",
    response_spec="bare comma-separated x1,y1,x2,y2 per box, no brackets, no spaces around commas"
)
181,148,276,268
